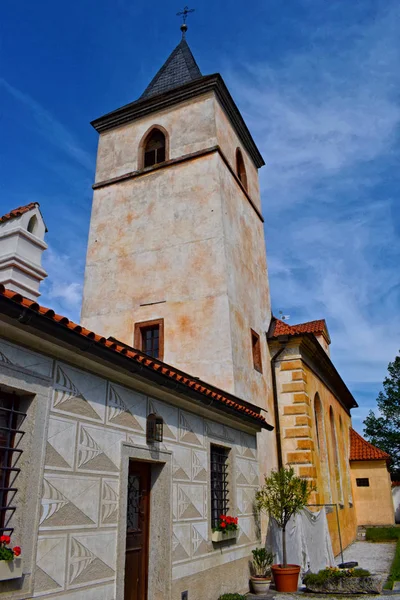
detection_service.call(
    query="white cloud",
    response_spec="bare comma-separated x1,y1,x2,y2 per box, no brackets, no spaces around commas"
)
227,2,400,422
40,246,84,321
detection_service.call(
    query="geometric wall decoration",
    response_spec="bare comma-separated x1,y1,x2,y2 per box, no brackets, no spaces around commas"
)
76,424,125,474
176,484,207,520
106,384,146,431
67,532,116,589
179,411,204,447
35,535,67,594
53,364,104,422
191,521,208,557
46,416,77,470
148,397,178,440
192,450,207,482
69,538,115,586
0,338,52,377
172,445,192,481
40,476,100,529
172,523,191,562
236,457,259,486
101,479,119,526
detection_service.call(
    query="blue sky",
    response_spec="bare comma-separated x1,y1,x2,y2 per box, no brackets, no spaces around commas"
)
2,0,399,433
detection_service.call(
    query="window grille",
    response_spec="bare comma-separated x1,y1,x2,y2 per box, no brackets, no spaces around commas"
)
210,445,229,528
356,478,369,487
0,394,26,535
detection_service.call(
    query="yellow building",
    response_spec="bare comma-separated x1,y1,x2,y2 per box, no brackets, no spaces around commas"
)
349,428,395,526
268,317,359,555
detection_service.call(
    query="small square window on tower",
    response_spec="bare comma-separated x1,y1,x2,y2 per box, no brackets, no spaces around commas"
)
356,478,370,487
251,329,262,373
134,319,164,360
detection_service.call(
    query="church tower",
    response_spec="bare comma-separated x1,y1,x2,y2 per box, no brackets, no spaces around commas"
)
81,33,273,411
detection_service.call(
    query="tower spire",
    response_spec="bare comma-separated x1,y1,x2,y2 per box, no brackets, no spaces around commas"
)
177,6,195,39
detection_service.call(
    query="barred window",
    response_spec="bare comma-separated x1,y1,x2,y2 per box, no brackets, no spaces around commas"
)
210,445,229,528
0,393,26,535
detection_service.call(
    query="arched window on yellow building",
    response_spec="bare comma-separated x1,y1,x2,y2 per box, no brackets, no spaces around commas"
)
329,406,344,506
314,394,332,503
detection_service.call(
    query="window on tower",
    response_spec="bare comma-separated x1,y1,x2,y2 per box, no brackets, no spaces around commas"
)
236,148,248,191
251,329,262,373
143,128,166,168
134,318,164,360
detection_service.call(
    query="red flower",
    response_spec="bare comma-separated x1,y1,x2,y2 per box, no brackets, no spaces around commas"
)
0,535,10,544
13,546,21,557
220,522,226,528
220,515,226,521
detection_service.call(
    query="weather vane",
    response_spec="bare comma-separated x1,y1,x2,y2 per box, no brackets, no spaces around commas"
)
177,6,195,38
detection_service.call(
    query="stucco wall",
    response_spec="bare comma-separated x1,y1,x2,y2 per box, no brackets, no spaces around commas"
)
272,342,357,555
0,336,262,600
350,461,395,526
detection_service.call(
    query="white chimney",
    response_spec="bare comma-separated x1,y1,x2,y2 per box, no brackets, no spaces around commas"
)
0,203,48,300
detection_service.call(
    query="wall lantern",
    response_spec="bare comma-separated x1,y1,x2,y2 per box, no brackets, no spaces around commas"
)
146,413,164,444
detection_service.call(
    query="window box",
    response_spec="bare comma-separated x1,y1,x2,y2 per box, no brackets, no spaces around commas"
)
211,529,237,543
0,558,22,581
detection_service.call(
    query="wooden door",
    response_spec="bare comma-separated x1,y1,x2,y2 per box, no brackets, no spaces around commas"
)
124,461,150,600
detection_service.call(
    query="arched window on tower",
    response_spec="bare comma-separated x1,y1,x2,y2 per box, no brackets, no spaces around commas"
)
236,148,248,191
27,214,38,235
143,128,166,168
329,406,344,506
314,394,331,503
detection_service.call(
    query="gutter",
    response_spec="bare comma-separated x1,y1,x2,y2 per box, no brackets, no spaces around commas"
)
270,342,287,469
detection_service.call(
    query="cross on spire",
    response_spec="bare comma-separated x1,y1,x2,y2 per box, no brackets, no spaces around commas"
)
177,6,195,38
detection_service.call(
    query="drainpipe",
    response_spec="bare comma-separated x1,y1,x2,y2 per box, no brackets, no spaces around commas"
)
271,342,287,470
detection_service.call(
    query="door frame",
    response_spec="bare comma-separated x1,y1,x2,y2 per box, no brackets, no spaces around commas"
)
117,443,172,600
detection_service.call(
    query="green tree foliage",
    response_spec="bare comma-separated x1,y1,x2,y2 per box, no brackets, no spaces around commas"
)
364,352,400,479
256,467,313,567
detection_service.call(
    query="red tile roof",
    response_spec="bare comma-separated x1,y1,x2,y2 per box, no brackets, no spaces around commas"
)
0,202,39,224
350,428,390,461
0,284,271,429
269,318,327,338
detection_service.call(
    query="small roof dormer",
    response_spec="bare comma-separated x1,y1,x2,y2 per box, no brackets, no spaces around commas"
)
0,202,48,300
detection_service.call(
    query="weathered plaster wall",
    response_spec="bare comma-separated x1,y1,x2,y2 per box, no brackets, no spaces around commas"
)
0,336,261,600
350,461,395,526
214,98,261,208
94,94,217,183
82,90,273,416
272,342,357,555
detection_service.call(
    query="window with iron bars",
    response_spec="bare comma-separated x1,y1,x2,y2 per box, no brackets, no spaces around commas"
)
210,445,229,528
0,393,26,535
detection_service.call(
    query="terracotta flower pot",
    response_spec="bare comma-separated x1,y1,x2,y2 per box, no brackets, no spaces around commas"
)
250,575,271,594
271,564,300,592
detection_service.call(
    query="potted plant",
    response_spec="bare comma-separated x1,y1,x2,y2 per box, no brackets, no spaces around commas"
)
255,466,313,592
0,535,22,581
250,547,274,594
211,515,239,542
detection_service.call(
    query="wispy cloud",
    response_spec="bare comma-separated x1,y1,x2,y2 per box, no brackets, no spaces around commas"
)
229,2,400,431
0,78,93,171
40,246,85,321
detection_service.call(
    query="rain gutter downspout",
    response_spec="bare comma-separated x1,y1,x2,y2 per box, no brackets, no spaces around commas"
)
271,341,287,469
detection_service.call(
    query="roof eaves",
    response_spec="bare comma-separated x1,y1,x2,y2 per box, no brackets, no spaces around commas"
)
91,74,265,169
0,285,273,430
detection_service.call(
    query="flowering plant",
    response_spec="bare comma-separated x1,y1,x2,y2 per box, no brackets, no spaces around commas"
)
213,515,238,533
0,536,21,561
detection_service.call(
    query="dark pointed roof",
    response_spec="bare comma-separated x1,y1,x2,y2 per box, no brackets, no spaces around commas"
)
141,39,202,99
